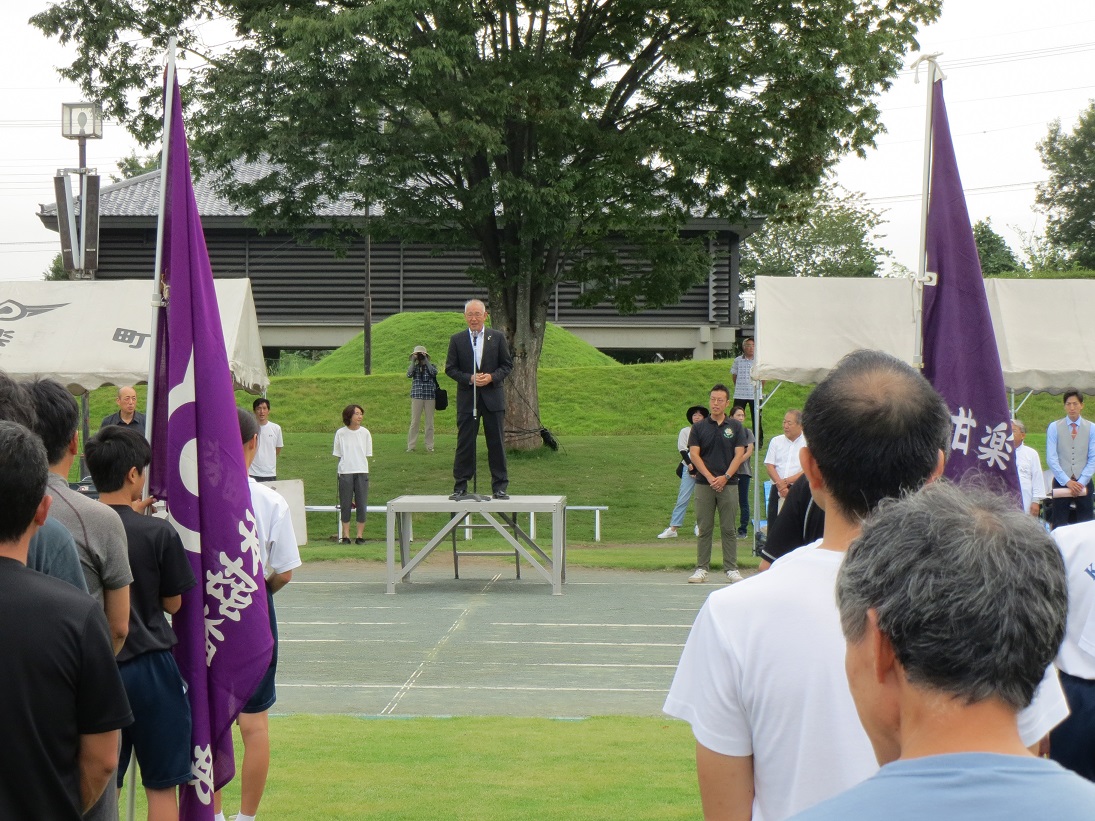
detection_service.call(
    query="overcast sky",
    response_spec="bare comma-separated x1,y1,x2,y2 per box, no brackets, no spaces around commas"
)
0,0,1092,282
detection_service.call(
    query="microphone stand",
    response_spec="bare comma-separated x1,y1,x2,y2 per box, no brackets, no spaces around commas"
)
466,333,490,502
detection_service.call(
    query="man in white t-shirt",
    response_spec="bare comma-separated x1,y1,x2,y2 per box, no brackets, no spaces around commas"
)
249,398,283,482
214,410,302,821
664,350,1068,821
763,409,806,525
1012,419,1046,516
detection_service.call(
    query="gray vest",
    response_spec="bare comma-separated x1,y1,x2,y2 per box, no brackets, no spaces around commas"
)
1056,417,1092,479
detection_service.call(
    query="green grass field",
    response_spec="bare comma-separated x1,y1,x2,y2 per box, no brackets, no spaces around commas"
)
81,311,1068,569
126,716,698,820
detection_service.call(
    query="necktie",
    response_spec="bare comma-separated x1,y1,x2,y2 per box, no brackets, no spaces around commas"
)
1072,422,1078,440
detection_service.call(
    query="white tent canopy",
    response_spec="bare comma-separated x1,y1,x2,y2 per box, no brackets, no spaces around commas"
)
753,276,1095,394
0,278,268,393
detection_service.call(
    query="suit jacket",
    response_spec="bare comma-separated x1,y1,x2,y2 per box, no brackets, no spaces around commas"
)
445,328,512,414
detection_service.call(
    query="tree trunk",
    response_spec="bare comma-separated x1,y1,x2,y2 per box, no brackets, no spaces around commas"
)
492,277,548,451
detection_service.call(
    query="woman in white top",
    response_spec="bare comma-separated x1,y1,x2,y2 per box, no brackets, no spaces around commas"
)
333,404,373,544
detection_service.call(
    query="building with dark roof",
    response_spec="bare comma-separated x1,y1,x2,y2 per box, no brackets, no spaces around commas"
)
38,167,761,358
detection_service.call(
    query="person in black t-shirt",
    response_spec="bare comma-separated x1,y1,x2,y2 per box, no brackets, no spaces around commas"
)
86,426,196,819
0,420,131,820
686,384,748,584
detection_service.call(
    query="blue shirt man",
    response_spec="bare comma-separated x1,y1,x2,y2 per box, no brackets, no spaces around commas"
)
1046,389,1095,528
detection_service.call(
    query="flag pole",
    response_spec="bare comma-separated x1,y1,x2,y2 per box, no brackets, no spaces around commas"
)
144,37,177,459
911,53,943,369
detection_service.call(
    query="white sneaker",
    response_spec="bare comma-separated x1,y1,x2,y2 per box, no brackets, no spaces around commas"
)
688,568,708,583
726,570,744,584
694,524,700,536
657,527,679,539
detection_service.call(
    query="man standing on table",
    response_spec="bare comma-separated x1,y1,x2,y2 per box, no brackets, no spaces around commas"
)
446,299,513,500
686,384,747,585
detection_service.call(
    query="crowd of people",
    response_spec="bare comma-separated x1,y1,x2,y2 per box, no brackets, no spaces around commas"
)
7,310,1095,820
661,348,1095,820
0,372,300,821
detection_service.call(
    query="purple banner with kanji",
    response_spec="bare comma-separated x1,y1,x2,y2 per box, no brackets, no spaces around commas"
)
922,79,1021,502
149,72,273,819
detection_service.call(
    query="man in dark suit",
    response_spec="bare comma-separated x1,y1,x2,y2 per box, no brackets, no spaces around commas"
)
445,299,513,499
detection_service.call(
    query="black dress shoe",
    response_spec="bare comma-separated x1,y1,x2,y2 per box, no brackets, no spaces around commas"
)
340,537,351,545
449,491,468,501
493,491,510,500
355,537,366,545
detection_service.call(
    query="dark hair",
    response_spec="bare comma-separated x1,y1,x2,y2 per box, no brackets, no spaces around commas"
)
26,377,79,466
238,408,260,444
802,350,951,520
0,421,49,543
253,397,270,411
342,404,363,426
839,482,1067,710
85,426,151,493
710,384,731,399
1064,389,1083,405
0,372,36,429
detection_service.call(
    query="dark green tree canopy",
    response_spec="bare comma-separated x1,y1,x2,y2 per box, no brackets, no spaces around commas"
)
1037,101,1095,270
739,182,891,288
33,0,940,442
972,218,1021,276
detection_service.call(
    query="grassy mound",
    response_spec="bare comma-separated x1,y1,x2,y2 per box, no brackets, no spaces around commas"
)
307,311,617,375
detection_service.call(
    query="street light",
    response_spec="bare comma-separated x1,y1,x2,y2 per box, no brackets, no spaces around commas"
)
55,102,103,278
58,102,104,480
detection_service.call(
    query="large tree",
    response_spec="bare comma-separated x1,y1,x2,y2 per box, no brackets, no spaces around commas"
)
1037,101,1095,270
33,0,939,446
739,182,891,288
972,218,1021,275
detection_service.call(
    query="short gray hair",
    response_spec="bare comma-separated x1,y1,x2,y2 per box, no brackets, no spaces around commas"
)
1011,419,1026,435
837,481,1067,711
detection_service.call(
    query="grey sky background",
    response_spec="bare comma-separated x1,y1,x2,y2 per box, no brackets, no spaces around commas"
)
0,0,1092,282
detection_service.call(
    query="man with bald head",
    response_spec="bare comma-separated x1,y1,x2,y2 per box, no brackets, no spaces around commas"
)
445,299,513,500
101,386,145,432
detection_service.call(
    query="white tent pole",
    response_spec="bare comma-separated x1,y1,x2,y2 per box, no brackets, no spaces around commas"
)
129,36,176,821
911,54,942,369
143,38,177,465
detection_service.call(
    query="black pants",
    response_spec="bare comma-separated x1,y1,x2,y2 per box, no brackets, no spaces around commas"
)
1051,478,1095,529
453,408,508,494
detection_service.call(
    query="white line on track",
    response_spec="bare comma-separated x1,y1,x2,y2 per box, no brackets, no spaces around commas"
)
284,683,668,693
281,621,403,626
379,573,501,714
483,640,685,647
489,622,690,628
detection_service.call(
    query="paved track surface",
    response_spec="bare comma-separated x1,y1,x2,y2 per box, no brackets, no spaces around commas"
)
274,558,740,718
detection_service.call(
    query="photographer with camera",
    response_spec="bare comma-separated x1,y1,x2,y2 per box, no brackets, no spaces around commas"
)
406,345,439,452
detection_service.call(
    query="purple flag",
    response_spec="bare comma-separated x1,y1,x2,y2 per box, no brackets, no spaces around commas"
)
149,73,273,819
922,79,1021,502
